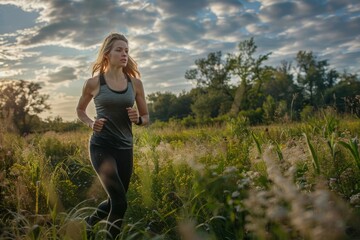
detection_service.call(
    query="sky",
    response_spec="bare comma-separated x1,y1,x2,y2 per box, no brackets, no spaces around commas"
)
0,0,359,121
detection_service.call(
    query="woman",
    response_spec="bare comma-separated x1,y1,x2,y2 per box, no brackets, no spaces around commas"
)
76,33,149,239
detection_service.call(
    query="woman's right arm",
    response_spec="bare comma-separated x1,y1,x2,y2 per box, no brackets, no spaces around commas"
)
76,78,96,128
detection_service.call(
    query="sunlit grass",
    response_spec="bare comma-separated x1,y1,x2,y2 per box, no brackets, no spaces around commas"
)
1,115,360,239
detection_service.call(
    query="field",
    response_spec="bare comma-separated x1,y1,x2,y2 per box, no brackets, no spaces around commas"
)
0,113,360,240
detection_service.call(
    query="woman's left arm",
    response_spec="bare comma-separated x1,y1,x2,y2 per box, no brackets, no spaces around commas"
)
134,78,149,126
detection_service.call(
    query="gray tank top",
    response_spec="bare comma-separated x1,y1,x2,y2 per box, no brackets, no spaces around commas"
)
90,73,135,149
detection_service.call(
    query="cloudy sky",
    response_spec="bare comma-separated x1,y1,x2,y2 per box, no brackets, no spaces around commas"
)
1,0,359,121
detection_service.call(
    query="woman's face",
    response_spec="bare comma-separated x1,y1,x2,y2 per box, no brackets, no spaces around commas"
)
107,40,128,68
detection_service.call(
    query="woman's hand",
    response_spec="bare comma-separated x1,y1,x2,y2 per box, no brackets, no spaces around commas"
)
92,118,107,132
126,107,140,124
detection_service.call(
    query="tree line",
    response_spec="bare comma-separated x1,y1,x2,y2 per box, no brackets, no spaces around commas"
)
0,80,84,134
148,38,360,124
1,38,360,134
0,80,50,134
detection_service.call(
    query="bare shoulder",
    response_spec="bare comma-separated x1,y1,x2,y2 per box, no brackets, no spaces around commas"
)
83,75,100,96
132,77,143,89
85,75,100,89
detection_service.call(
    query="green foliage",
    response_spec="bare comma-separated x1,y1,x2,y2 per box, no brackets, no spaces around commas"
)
1,118,360,239
229,38,271,116
185,51,232,90
251,132,262,155
238,108,263,125
226,115,250,138
339,138,360,171
148,92,180,121
145,39,360,124
324,73,360,116
296,50,330,106
262,95,276,123
147,91,194,122
191,89,232,119
300,105,314,121
262,62,299,108
303,132,321,175
42,116,87,132
0,80,50,134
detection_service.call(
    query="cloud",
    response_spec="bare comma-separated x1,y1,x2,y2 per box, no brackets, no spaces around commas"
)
0,69,24,79
1,0,360,120
156,0,208,17
328,0,358,12
204,11,259,38
35,66,77,84
5,0,158,49
0,36,39,61
209,0,244,17
0,0,46,11
134,47,196,93
155,16,205,44
248,0,360,71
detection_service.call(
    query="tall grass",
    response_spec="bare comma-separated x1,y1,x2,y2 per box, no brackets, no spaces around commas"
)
0,115,360,239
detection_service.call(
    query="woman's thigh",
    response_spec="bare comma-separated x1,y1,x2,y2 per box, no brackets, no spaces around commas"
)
89,145,133,196
112,148,133,192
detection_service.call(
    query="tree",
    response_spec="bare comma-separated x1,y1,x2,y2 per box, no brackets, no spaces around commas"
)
147,92,177,121
295,51,330,107
185,51,232,91
263,62,294,100
262,95,276,123
324,72,360,115
262,61,303,120
0,80,50,134
229,37,271,115
326,69,339,88
185,51,233,118
190,89,232,119
147,91,194,122
171,91,193,119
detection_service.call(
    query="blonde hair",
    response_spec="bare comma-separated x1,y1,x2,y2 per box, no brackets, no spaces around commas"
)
92,33,140,78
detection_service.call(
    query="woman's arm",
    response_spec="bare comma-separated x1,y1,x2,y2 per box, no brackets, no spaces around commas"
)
76,76,106,131
133,78,149,126
76,78,94,127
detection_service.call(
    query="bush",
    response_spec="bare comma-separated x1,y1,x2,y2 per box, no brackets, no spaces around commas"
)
300,105,314,121
238,108,263,125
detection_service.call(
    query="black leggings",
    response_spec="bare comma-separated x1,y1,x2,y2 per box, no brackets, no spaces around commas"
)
87,144,133,239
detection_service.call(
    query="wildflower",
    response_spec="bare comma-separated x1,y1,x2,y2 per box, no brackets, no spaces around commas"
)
350,193,360,206
231,191,240,198
224,166,237,174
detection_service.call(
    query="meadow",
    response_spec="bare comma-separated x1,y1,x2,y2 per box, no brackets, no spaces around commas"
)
0,111,360,239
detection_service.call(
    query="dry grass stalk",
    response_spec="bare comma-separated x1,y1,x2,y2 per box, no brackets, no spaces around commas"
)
262,147,348,240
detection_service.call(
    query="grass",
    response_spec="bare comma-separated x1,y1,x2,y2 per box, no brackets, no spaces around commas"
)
0,115,360,239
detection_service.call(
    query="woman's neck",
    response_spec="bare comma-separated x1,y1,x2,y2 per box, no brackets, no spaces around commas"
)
105,67,125,81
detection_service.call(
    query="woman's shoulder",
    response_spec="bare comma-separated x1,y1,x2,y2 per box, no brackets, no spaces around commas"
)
83,75,101,96
85,75,100,88
129,76,144,95
128,76,142,86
